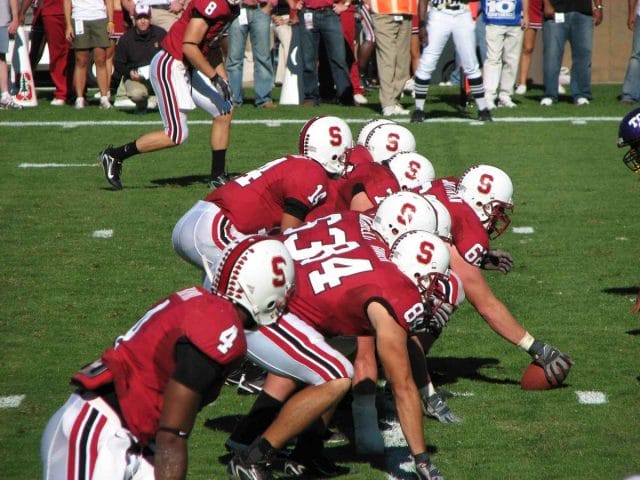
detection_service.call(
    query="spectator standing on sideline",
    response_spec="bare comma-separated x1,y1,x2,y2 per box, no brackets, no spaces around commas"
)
298,0,354,106
64,0,114,108
226,0,277,108
19,0,74,105
482,0,529,109
369,0,414,116
0,0,21,109
411,0,493,123
113,2,165,112
621,0,640,105
357,0,375,89
272,0,291,86
539,0,602,106
122,0,186,31
98,0,238,190
515,0,542,94
340,0,368,104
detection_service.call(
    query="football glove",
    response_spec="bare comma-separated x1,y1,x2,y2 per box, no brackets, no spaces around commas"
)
480,249,514,274
527,339,574,385
211,74,232,102
426,302,454,337
423,392,462,424
414,452,444,480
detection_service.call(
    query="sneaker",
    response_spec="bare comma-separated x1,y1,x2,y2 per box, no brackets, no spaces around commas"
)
75,97,87,109
410,109,426,123
0,96,23,110
498,96,516,108
259,102,278,109
540,97,554,106
382,104,409,116
515,84,527,95
100,96,113,109
237,362,267,395
353,93,368,105
99,146,123,190
284,455,351,478
114,97,137,109
228,454,274,480
50,98,66,106
575,97,590,106
477,109,493,122
209,172,230,190
423,392,462,424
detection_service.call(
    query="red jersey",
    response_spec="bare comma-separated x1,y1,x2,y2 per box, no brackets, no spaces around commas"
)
206,155,329,234
101,287,246,446
280,212,424,336
422,177,489,267
161,0,237,60
307,159,399,221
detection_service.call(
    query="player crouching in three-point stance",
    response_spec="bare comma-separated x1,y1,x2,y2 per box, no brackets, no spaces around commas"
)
99,0,240,190
40,236,295,480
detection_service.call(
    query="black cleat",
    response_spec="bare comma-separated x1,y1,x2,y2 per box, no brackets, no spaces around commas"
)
410,109,426,123
284,454,351,478
237,361,267,395
478,109,493,122
227,455,274,480
99,147,123,190
209,172,230,190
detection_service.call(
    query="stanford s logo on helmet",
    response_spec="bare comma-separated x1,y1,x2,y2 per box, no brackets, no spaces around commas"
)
387,151,436,190
357,118,395,146
373,191,441,246
212,235,295,326
617,108,640,173
299,115,353,176
457,164,514,239
362,123,416,163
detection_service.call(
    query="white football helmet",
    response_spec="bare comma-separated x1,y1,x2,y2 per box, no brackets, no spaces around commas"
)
423,194,452,242
211,235,295,326
357,119,395,146
373,191,439,246
389,230,451,313
457,164,514,239
387,152,436,191
363,123,417,163
299,115,353,176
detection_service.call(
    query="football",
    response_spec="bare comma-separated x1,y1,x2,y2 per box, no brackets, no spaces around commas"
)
520,362,556,390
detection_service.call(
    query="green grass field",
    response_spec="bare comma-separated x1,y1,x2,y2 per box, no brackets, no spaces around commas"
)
2,83,640,479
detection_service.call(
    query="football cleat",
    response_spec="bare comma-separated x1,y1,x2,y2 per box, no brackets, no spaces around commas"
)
410,109,426,123
477,109,493,122
423,392,462,424
227,455,274,480
237,362,267,395
283,454,351,478
99,147,123,190
209,172,230,190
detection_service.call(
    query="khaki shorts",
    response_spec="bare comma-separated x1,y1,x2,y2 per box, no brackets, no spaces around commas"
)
72,18,110,50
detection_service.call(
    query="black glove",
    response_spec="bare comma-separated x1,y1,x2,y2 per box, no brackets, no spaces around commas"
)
480,249,514,274
414,452,444,480
426,302,454,337
528,339,574,385
211,74,232,102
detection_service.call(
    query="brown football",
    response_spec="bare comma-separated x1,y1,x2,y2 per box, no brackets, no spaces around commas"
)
520,362,556,390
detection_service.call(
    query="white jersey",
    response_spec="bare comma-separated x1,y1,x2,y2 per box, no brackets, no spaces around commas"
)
71,0,107,21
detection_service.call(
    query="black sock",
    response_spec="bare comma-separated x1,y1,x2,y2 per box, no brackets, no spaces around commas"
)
228,391,283,446
111,141,139,161
211,149,227,179
291,418,326,460
407,338,429,390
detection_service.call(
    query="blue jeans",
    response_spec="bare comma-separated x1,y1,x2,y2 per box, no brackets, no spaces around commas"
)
226,7,274,107
622,15,640,103
300,8,352,103
542,11,593,102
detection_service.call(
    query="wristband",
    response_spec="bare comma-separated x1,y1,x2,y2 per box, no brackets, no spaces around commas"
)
517,332,535,351
413,452,430,464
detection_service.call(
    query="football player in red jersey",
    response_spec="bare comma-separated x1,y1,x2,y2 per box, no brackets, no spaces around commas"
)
418,164,574,389
41,236,295,480
98,0,240,190
227,197,450,479
172,116,352,274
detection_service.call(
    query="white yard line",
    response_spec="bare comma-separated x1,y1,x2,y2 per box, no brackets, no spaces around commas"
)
92,229,114,238
575,391,608,405
19,163,97,168
0,395,25,408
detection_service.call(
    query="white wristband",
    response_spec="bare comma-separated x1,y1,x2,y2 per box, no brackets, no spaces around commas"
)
517,332,535,351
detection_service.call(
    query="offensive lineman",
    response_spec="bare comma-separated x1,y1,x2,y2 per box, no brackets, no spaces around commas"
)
99,0,239,190
410,0,493,123
40,236,295,480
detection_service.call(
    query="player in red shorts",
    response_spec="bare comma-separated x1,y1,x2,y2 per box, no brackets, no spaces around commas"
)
99,0,240,189
40,236,295,480
227,212,451,480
